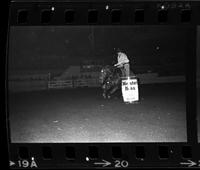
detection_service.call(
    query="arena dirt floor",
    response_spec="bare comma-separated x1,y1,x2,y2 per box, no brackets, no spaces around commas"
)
9,83,189,143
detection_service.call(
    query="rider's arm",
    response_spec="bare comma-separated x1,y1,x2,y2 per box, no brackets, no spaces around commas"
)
114,56,119,66
114,53,129,66
114,54,122,66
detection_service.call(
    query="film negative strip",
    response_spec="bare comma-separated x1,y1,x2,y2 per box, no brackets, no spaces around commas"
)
5,0,200,169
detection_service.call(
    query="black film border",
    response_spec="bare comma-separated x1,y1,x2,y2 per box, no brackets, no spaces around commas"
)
6,0,200,169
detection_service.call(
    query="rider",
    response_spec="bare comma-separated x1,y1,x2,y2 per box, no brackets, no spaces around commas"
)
114,48,130,77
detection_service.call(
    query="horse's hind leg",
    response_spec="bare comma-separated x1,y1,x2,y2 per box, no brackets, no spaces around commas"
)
109,86,119,96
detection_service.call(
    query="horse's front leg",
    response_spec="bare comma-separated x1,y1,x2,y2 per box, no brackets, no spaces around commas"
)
104,89,111,99
103,90,107,98
102,87,108,99
103,88,111,99
101,83,106,98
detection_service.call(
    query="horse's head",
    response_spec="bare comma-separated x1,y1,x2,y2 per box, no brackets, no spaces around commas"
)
99,66,111,85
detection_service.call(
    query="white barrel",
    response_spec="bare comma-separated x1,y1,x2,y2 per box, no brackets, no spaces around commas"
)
121,76,139,103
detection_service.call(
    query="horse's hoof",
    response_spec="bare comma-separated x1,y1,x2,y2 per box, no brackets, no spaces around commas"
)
125,102,130,104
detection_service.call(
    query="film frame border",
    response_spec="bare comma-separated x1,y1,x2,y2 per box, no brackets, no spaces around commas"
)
6,0,200,169
9,1,200,25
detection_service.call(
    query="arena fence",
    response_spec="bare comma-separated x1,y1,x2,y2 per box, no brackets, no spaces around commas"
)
48,78,100,89
48,80,73,89
8,73,186,92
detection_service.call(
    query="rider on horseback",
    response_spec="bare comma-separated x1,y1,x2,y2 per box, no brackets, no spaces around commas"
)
114,48,130,77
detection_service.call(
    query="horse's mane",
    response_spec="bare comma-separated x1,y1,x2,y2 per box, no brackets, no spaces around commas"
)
103,65,122,77
103,65,134,77
104,65,113,70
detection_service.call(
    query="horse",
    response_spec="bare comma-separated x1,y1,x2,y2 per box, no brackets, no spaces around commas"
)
99,65,123,99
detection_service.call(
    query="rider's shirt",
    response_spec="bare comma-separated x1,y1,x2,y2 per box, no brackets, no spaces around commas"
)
117,52,129,66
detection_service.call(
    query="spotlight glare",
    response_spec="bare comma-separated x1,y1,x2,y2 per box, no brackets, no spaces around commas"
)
161,5,165,10
105,5,109,10
86,157,89,161
51,7,55,11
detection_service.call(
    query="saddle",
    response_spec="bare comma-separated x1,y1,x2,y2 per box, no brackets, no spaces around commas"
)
113,67,123,77
114,67,134,78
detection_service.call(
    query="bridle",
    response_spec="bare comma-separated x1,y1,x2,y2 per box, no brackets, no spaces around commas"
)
101,66,116,86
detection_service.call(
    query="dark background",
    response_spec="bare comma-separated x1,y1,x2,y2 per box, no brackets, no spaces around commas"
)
9,26,188,71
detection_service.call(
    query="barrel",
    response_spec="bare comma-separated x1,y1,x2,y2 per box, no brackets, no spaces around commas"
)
121,76,139,103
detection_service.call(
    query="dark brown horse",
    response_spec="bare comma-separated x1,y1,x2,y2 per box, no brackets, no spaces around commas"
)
99,65,135,99
99,65,122,98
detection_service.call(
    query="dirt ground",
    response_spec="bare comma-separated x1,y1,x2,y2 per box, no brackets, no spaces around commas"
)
8,83,188,143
